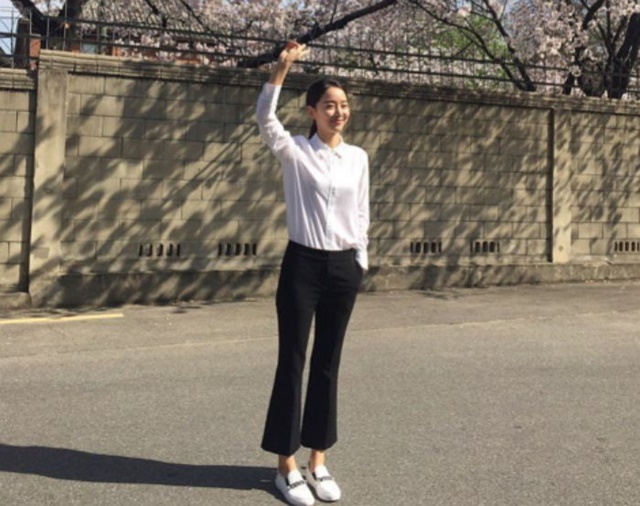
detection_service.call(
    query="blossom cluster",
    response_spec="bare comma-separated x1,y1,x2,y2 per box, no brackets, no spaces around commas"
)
18,0,640,97
408,0,640,96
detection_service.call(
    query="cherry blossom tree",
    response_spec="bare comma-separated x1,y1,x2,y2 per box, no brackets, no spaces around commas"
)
32,1,411,68
407,0,640,98
13,0,640,98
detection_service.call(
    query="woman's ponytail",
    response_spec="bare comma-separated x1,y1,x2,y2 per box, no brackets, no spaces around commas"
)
308,121,318,139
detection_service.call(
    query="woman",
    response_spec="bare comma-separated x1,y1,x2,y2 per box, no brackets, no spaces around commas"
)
256,41,370,506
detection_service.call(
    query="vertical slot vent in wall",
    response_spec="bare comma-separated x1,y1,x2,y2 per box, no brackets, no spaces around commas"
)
613,240,640,253
218,242,259,257
138,243,181,257
410,240,443,255
470,240,500,254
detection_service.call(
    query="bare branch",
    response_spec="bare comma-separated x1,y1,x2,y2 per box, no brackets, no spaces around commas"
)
608,12,640,98
407,0,535,91
10,0,49,34
236,0,398,68
58,0,87,19
141,0,167,28
481,0,535,86
330,0,339,25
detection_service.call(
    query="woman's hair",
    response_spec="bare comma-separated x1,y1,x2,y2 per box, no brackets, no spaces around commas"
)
305,78,348,139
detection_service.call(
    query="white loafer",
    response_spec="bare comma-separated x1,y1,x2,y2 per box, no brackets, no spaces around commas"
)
275,469,315,506
304,465,341,502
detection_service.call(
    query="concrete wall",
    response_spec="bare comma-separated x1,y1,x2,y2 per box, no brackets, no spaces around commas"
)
0,70,35,293
2,50,640,306
569,113,640,258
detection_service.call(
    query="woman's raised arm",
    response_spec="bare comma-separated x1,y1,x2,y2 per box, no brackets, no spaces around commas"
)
268,41,310,86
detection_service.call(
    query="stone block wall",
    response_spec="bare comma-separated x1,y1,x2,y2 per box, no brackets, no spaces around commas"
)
52,60,558,297
2,50,640,306
62,74,279,275
361,97,551,268
0,70,34,291
569,113,640,258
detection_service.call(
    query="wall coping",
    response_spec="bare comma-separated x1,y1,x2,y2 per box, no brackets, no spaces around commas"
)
0,68,35,90
38,49,640,116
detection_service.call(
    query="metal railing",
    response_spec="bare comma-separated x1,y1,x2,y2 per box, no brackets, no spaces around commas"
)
2,9,640,100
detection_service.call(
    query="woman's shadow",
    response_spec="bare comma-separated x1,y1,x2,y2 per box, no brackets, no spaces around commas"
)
0,443,280,500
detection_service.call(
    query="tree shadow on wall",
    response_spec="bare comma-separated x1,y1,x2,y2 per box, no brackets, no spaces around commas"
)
360,84,558,292
0,86,36,293
573,143,632,261
29,60,320,307
28,55,627,307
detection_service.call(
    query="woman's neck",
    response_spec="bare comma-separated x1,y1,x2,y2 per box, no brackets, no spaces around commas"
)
317,131,342,149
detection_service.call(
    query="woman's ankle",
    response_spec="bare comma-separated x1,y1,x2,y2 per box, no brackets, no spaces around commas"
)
278,455,298,476
308,449,326,472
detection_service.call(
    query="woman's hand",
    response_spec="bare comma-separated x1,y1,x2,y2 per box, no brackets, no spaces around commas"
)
269,41,310,85
278,41,310,67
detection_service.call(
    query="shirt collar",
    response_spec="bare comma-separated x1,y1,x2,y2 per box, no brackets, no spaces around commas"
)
310,133,348,158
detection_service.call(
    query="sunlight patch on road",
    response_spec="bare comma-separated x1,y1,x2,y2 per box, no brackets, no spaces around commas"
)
0,313,125,325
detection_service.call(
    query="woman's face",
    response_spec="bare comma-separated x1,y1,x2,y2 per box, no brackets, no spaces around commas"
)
307,86,350,140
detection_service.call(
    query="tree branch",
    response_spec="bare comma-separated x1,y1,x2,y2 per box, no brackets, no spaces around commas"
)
58,0,86,20
236,0,398,68
479,0,535,91
10,0,50,34
177,0,216,33
330,0,339,25
561,0,606,95
141,0,167,28
608,13,640,98
406,0,535,91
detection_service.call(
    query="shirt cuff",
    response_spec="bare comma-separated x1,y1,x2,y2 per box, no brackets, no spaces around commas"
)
355,248,368,271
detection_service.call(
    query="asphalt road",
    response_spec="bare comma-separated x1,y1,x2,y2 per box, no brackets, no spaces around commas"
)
1,281,639,505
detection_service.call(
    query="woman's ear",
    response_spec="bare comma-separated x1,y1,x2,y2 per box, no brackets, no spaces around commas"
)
306,105,316,120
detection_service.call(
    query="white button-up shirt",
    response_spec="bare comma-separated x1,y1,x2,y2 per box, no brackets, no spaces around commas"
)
256,83,370,269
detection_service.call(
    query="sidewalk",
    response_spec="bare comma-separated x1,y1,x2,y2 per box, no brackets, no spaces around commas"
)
1,281,639,505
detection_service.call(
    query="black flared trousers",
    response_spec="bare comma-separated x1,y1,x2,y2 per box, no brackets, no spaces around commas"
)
261,241,363,456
